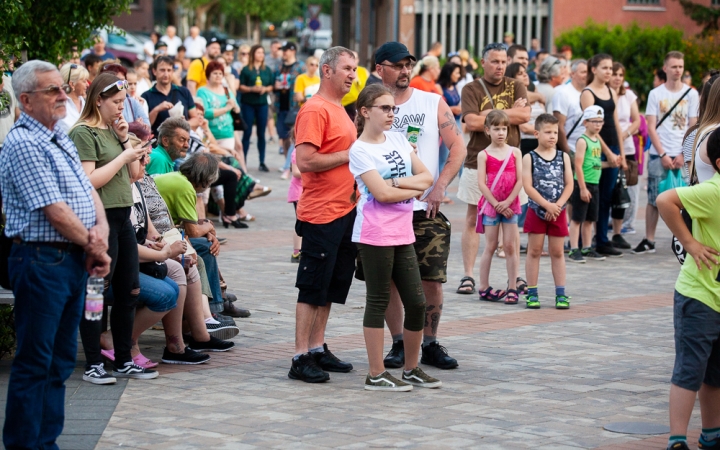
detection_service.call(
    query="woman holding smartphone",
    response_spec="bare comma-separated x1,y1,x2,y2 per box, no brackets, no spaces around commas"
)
70,73,158,384
349,84,439,392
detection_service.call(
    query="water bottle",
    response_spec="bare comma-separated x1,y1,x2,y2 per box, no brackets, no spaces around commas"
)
85,276,104,321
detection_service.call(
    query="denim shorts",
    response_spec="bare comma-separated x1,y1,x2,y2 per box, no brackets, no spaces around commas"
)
671,290,720,391
482,213,520,226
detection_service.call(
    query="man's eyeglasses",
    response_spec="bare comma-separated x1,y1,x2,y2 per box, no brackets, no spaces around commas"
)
67,64,77,84
25,84,73,96
482,43,506,55
370,105,399,114
379,62,415,71
102,80,129,93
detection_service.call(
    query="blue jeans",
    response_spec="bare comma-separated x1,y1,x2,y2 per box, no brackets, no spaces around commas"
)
241,103,269,166
107,273,178,313
4,243,87,450
190,237,223,313
595,145,620,246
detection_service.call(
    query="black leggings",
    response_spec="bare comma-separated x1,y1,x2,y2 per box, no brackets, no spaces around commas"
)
79,207,140,367
357,243,426,331
213,169,239,216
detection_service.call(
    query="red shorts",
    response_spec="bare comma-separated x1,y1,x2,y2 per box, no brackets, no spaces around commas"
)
523,207,569,237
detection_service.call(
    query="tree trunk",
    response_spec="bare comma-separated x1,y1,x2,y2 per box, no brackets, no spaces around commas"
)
194,0,219,31
246,14,252,41
253,16,261,44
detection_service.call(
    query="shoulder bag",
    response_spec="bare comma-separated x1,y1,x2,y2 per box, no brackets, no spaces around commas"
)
223,87,246,132
476,149,513,234
656,88,691,129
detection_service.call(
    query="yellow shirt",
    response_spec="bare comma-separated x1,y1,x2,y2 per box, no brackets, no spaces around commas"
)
187,57,210,90
294,73,321,103
342,66,369,107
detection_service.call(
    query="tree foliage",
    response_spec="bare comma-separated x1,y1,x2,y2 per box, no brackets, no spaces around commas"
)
0,0,131,65
675,0,720,36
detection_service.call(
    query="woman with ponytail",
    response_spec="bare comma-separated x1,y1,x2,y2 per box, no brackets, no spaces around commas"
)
409,55,443,95
349,84,437,392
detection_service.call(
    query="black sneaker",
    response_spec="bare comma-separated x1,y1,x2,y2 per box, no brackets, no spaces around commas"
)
596,243,623,257
567,249,586,263
611,234,631,249
581,248,606,261
185,334,235,352
288,353,329,383
259,163,269,172
113,362,159,379
161,347,210,365
313,343,353,373
420,341,458,370
83,363,117,385
632,238,656,254
669,442,690,450
383,340,405,369
207,313,239,340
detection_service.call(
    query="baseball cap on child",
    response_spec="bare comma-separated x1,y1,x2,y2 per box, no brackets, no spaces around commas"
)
582,105,604,122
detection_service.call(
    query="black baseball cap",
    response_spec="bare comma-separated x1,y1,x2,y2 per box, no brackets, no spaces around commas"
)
374,42,416,65
281,42,297,51
207,37,220,46
155,41,168,50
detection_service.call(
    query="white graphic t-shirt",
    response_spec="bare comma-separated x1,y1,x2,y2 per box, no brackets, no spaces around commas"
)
646,84,699,156
552,83,585,153
349,132,416,247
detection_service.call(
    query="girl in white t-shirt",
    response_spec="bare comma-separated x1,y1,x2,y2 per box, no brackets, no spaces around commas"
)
349,84,438,392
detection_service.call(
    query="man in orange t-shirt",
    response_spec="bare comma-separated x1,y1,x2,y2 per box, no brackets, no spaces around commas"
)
289,46,359,384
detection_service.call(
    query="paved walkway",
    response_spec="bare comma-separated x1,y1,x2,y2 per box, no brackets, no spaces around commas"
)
0,148,704,449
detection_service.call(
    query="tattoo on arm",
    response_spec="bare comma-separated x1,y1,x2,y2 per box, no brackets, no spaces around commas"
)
440,111,461,136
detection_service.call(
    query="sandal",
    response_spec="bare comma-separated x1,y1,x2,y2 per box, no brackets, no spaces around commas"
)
133,352,159,369
248,186,272,200
101,349,115,361
479,287,507,302
516,277,528,294
496,248,506,258
504,289,519,305
456,276,476,294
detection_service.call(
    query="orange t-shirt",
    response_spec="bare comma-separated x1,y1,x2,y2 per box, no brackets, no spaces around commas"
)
294,95,358,224
410,76,443,95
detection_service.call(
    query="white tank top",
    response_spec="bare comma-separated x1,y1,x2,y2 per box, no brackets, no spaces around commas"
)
694,126,719,183
389,88,442,211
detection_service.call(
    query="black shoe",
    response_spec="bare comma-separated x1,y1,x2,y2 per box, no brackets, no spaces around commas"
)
421,341,458,370
596,244,623,257
212,312,237,327
313,343,353,373
223,292,237,302
383,340,405,369
611,234,631,249
185,334,235,352
632,238,656,254
161,346,210,365
669,442,690,450
288,353,329,383
223,300,251,318
259,163,269,172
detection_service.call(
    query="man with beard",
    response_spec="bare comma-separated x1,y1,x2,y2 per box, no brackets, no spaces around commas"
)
375,42,467,370
146,117,191,174
142,56,201,136
186,37,222,96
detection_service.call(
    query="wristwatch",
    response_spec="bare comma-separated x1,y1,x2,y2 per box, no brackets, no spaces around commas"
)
391,178,400,188
658,153,667,159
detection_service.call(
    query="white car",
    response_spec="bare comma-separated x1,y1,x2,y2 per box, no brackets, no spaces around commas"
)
300,29,332,53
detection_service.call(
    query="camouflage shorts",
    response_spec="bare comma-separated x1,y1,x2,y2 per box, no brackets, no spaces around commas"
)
412,210,451,283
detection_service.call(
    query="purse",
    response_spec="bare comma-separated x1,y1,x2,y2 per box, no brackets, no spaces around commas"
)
624,157,638,187
223,87,246,132
139,261,168,279
476,149,513,234
611,170,631,210
284,107,299,127
671,129,706,264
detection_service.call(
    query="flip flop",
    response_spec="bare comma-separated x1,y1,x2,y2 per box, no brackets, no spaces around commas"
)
456,276,476,294
101,349,115,361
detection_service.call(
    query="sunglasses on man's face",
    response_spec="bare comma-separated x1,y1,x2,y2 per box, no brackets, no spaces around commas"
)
25,84,73,96
102,80,129,93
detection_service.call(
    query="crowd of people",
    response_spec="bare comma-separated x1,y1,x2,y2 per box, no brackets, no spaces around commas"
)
1,27,720,450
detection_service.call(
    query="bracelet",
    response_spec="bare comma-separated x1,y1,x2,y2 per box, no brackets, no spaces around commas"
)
120,137,130,145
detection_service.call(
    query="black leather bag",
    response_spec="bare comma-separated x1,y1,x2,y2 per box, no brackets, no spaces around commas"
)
611,171,631,210
139,261,168,279
224,87,246,131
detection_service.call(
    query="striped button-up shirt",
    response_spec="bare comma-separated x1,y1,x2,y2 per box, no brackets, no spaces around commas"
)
0,114,96,241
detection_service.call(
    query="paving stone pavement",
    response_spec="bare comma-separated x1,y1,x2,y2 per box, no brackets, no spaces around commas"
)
0,148,706,449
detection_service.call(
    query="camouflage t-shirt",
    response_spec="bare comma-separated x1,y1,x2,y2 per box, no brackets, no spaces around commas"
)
528,149,566,217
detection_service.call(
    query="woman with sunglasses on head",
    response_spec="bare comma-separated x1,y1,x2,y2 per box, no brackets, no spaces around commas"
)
59,62,90,133
100,64,151,128
69,73,158,383
349,84,440,391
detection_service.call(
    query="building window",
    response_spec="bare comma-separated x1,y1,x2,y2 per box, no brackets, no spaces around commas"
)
713,0,720,5
627,0,661,4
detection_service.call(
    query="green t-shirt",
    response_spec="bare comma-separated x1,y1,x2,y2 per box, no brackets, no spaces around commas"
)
69,125,133,208
574,134,602,185
675,172,720,312
239,66,274,106
196,87,234,140
153,172,198,225
145,145,175,176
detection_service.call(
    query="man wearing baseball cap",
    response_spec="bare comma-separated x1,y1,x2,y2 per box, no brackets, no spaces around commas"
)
568,105,607,263
186,37,222,95
274,41,306,164
375,41,467,370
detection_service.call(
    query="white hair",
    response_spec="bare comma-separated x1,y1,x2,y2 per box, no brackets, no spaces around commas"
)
319,46,354,71
12,60,60,111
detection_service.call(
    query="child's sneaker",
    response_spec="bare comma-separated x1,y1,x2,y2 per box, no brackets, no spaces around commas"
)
632,238,656,254
699,433,719,448
555,295,570,309
568,249,586,263
525,294,540,309
581,248,606,261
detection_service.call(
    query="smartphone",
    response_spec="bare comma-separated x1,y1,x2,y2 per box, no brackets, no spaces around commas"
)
142,138,157,149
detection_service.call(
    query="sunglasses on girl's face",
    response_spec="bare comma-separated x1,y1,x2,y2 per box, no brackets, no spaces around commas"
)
370,105,399,114
102,80,129,93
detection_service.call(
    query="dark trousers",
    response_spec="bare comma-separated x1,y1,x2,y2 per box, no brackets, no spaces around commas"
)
595,145,620,246
212,169,239,217
241,103,269,165
79,207,139,367
4,244,86,449
190,237,223,313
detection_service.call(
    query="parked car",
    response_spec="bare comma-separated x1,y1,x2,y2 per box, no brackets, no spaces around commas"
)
299,29,332,54
96,27,146,67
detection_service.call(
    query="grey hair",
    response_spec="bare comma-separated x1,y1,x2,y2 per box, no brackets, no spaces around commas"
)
537,56,562,83
12,60,60,111
179,152,219,188
158,117,191,144
570,59,587,73
319,46,354,71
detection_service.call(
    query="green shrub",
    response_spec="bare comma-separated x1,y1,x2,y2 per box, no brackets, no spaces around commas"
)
0,305,14,360
683,32,720,87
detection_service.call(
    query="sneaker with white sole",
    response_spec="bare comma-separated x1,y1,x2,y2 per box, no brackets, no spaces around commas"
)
365,371,413,392
161,347,210,365
113,362,159,379
402,367,442,388
632,238,656,254
83,363,117,385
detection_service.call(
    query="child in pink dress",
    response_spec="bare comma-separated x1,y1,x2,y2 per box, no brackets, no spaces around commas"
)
477,111,523,304
287,148,303,262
